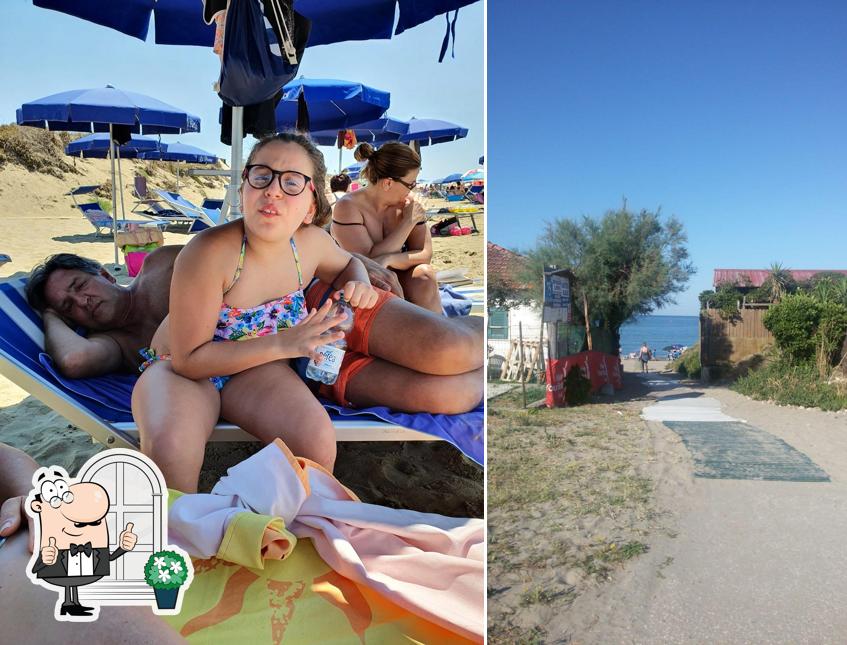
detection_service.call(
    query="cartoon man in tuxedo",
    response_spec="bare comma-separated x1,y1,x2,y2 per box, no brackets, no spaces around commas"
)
28,466,137,619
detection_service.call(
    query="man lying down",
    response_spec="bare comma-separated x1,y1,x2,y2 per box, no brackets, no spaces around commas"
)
24,248,483,493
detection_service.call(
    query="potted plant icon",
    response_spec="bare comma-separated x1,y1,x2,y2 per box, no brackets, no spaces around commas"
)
144,550,189,610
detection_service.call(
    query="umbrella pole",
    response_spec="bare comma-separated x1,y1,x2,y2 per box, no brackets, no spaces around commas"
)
338,147,342,174
115,146,126,221
108,125,119,268
224,106,244,222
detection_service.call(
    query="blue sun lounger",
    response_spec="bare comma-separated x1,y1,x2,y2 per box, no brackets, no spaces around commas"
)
67,186,167,236
0,277,483,464
154,190,224,231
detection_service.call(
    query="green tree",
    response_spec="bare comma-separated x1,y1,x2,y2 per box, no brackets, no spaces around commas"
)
762,262,795,303
522,207,695,354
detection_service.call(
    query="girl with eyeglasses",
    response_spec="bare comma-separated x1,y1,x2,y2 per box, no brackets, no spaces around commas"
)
131,132,378,491
331,142,442,314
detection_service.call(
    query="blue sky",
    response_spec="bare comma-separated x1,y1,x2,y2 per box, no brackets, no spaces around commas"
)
1,1,482,181
489,1,847,315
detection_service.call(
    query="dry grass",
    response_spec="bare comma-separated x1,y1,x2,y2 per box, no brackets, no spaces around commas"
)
487,390,659,643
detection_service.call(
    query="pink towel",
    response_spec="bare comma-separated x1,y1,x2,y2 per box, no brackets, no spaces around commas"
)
169,439,484,642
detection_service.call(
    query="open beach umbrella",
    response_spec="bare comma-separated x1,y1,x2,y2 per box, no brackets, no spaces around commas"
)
311,116,409,146
18,85,200,265
275,78,390,132
139,141,219,164
343,161,365,180
139,142,220,191
17,86,200,134
33,1,478,49
310,115,409,171
65,133,160,158
436,172,464,184
460,168,484,182
32,1,477,219
399,117,468,146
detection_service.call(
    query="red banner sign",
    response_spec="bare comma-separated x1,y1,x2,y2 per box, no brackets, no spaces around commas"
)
545,351,622,407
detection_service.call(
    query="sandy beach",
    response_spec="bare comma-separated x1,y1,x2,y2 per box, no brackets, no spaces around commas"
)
0,147,483,517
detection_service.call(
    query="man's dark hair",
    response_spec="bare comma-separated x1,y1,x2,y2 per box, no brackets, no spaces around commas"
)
330,173,352,193
26,254,103,312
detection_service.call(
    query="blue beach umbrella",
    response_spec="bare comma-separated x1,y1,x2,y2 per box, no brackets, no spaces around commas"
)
342,162,365,180
275,78,390,132
139,142,219,164
139,142,220,191
17,85,200,134
18,85,200,265
32,1,477,220
311,116,410,171
65,133,160,158
33,0,478,50
436,172,464,184
399,117,468,146
310,116,410,146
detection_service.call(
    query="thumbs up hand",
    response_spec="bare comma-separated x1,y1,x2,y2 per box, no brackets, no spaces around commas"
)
42,536,58,565
119,522,137,551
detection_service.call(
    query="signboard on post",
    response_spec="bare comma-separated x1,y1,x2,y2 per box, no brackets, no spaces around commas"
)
542,268,572,323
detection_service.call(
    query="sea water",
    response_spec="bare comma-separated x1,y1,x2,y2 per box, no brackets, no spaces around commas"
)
619,315,699,358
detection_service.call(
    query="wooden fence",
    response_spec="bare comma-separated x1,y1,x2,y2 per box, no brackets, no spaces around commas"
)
701,307,774,366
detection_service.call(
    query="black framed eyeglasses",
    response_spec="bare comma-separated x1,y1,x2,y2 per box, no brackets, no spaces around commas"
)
243,164,313,196
390,176,417,191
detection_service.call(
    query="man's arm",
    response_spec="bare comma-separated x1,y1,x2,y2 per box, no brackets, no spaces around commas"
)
42,311,124,378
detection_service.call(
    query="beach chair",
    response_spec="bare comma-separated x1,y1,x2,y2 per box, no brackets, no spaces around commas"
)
129,176,197,229
0,277,482,463
76,203,117,236
154,190,223,230
201,198,224,211
67,186,168,236
465,184,484,204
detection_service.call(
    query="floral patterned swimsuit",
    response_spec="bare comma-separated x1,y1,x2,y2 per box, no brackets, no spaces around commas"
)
139,236,307,391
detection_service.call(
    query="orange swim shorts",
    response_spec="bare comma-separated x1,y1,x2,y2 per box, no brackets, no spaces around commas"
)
303,281,396,406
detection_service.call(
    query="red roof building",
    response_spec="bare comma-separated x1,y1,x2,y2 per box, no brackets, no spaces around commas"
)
713,269,847,288
488,242,529,289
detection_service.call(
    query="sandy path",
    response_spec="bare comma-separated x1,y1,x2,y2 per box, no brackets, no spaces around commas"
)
566,373,847,644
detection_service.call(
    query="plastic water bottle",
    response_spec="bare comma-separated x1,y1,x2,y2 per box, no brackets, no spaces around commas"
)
305,296,354,385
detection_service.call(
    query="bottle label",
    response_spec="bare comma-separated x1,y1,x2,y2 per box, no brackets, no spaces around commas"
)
309,345,344,376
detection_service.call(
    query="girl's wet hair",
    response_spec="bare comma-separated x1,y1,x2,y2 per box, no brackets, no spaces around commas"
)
353,141,421,185
244,131,332,228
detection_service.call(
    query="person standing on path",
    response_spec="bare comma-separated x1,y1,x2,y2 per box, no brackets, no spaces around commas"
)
638,341,652,373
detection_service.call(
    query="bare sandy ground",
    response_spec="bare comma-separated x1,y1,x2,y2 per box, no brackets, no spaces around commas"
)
561,374,847,644
0,155,483,517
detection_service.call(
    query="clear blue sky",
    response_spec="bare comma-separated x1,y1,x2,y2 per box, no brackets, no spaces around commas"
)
489,1,847,315
1,1,482,181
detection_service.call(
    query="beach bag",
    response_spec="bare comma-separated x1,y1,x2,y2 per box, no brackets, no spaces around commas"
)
430,216,459,237
218,0,306,107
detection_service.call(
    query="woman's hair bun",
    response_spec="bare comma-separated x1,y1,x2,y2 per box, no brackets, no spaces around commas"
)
353,142,375,162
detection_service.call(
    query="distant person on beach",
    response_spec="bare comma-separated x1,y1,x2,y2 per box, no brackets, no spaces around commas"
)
26,138,482,492
331,142,442,314
330,173,352,195
327,173,353,210
638,342,652,373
